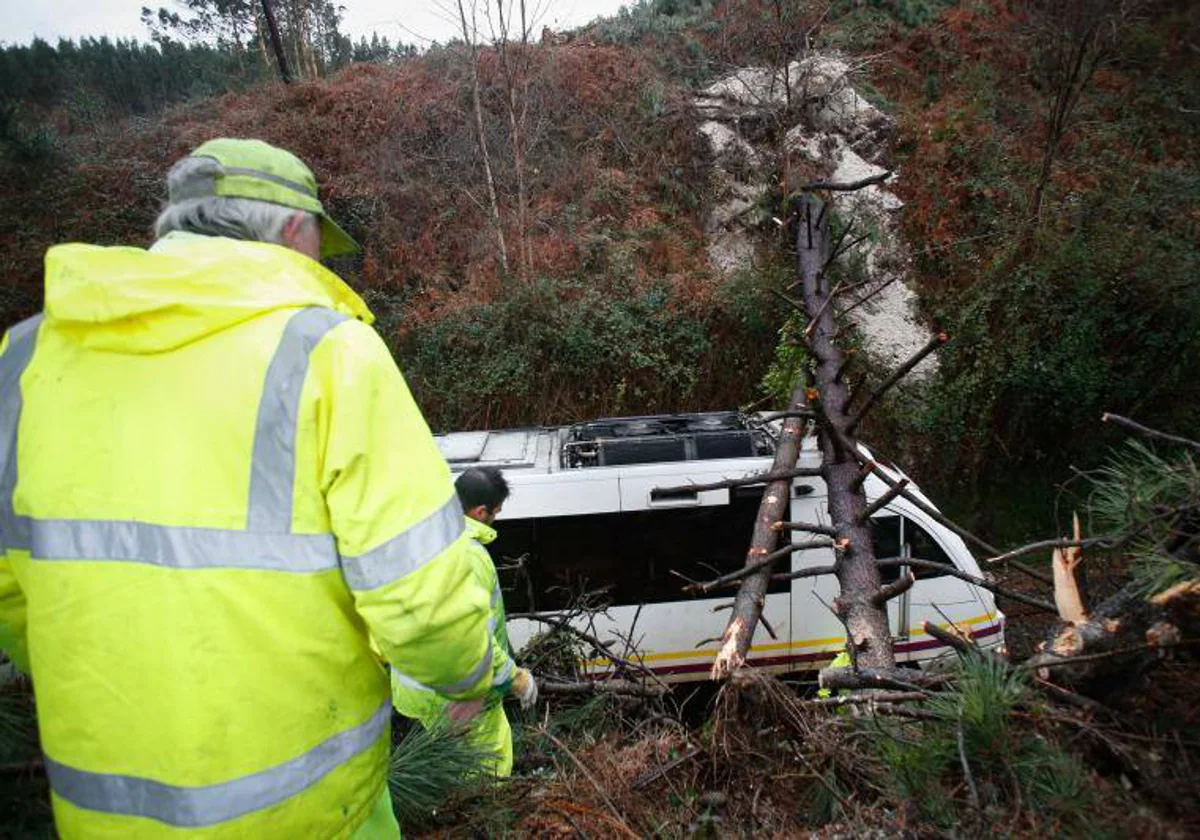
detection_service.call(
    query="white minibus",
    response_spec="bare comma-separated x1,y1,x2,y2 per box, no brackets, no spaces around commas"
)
436,411,1004,681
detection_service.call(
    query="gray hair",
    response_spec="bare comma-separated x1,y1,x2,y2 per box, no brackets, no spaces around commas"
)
154,156,316,244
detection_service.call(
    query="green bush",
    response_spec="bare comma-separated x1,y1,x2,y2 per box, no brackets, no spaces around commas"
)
399,277,713,430
921,167,1200,502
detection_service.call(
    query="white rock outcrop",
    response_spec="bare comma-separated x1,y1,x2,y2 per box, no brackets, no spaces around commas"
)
696,51,936,379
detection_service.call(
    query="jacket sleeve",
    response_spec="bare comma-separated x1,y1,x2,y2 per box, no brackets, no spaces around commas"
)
314,319,493,701
0,554,27,674
468,543,516,692
0,330,29,673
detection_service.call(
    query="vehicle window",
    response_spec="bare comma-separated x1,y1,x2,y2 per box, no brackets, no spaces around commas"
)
490,487,790,611
904,517,955,579
870,515,902,583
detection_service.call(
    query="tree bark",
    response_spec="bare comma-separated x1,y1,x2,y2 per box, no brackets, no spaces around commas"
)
1027,580,1200,694
797,194,896,672
259,0,291,83
709,385,809,679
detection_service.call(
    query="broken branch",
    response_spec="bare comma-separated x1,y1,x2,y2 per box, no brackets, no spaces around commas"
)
685,540,835,593
818,666,944,693
1102,412,1200,452
921,619,979,655
848,333,948,434
772,520,838,536
876,557,1058,613
631,746,704,791
831,440,1053,586
654,466,822,495
857,478,909,523
769,563,838,582
873,570,915,606
801,170,893,191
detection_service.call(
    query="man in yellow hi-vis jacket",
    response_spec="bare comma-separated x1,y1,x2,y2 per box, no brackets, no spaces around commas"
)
0,138,497,838
392,467,537,778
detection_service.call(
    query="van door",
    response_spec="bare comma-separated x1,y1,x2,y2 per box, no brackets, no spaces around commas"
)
870,515,910,642
791,507,925,669
788,488,846,670
897,508,989,658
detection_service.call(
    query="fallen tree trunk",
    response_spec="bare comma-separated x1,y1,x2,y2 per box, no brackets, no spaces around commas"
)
797,194,896,673
1028,579,1200,693
708,383,809,679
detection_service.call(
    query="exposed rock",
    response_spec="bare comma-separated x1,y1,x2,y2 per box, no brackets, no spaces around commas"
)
699,64,798,108
698,120,761,167
707,232,759,276
695,50,935,380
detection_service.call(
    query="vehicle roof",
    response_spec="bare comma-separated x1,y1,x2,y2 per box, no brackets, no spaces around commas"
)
435,427,559,472
434,418,943,515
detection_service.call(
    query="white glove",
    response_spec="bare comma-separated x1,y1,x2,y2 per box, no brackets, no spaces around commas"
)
511,668,538,710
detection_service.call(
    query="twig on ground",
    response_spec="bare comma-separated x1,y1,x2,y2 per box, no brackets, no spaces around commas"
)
631,746,704,790
1024,638,1200,671
538,728,640,838
801,690,927,708
540,680,667,698
958,712,981,810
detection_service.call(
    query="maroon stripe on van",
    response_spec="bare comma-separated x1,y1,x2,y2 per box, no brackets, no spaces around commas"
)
641,620,1002,677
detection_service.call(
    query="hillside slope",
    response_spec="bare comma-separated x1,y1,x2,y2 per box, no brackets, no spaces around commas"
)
1,0,1197,539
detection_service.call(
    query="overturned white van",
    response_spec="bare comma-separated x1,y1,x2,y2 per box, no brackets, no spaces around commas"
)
435,411,1005,682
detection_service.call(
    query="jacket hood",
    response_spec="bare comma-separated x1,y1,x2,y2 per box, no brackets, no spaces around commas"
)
466,517,497,546
43,232,373,353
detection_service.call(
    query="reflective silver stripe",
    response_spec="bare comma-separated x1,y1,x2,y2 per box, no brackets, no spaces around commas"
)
392,635,495,695
492,656,515,687
222,166,317,199
390,668,435,695
45,701,390,827
490,584,502,611
340,496,464,590
0,315,43,553
247,308,348,533
432,637,493,695
30,518,337,571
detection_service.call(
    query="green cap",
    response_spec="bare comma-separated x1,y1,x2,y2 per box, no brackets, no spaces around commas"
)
169,138,359,258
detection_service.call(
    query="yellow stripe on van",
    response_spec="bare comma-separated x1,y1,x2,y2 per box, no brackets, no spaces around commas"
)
580,613,997,668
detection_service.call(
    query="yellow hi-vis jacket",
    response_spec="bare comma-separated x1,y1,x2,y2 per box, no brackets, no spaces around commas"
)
0,232,495,838
391,517,516,776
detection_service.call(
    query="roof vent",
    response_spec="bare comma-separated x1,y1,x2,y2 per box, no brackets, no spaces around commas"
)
562,412,772,468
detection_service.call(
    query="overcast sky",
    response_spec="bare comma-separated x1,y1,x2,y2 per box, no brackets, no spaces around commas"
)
0,1,634,49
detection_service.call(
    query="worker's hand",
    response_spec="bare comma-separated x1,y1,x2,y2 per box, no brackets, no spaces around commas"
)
446,698,485,726
511,668,538,710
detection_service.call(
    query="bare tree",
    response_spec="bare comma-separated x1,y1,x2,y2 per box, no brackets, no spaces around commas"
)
490,0,541,278
1027,0,1137,224
260,0,292,83
454,0,510,274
